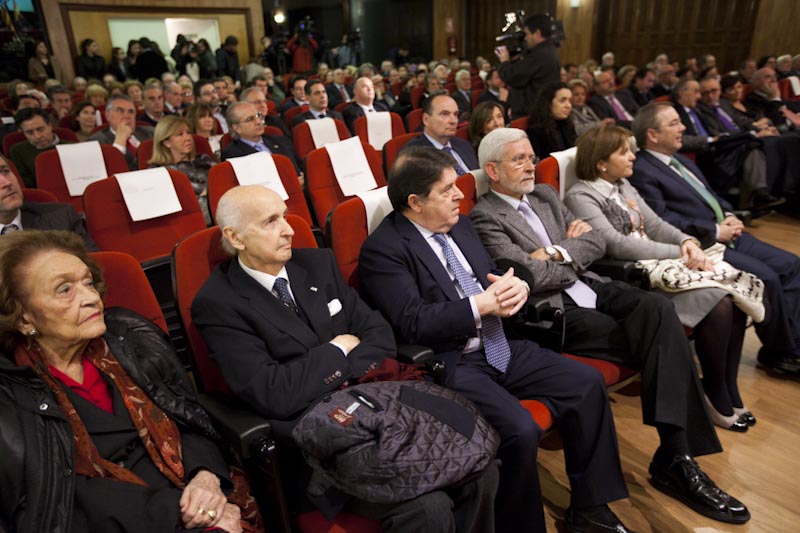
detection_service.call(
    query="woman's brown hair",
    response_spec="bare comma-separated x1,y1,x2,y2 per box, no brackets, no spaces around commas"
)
574,124,633,182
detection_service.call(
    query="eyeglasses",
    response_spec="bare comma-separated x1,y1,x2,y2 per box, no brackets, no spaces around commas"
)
181,91,193,97
239,112,264,124
497,154,539,168
200,89,218,96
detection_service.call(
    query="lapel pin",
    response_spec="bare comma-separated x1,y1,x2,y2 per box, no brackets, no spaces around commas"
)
310,286,318,292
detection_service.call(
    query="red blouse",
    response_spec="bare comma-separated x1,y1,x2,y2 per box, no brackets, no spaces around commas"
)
49,355,114,414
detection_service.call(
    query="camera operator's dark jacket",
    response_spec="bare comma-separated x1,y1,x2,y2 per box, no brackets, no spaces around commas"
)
499,40,561,119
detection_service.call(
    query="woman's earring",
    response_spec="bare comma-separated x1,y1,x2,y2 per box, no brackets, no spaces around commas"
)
27,328,38,337
601,167,607,172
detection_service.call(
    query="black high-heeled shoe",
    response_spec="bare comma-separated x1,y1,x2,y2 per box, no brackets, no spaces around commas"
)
734,407,756,427
704,394,748,433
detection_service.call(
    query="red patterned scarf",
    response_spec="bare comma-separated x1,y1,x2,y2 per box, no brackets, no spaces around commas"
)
15,338,262,532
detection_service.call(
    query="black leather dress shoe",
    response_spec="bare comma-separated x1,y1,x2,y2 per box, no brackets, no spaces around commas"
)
649,456,750,524
751,189,786,210
564,505,632,532
757,350,800,377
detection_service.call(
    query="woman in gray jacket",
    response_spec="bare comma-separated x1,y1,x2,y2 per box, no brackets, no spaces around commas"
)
565,125,753,432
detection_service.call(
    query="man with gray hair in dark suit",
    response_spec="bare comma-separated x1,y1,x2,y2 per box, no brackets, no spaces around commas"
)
87,94,154,170
469,127,748,526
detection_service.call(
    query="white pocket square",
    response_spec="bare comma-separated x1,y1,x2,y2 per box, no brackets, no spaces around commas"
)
327,298,342,316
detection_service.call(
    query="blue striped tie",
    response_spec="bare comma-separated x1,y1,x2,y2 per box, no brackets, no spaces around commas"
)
433,233,511,373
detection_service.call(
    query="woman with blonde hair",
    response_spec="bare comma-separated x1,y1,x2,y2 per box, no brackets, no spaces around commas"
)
150,115,215,224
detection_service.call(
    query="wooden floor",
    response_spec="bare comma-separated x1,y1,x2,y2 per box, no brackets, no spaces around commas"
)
537,212,800,533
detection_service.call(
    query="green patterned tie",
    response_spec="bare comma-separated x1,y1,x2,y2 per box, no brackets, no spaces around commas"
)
669,157,724,223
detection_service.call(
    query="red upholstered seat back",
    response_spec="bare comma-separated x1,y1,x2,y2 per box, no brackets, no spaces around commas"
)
291,118,351,160
207,155,312,225
534,156,560,192
383,132,421,173
35,143,129,213
91,251,168,332
305,141,385,232
22,188,58,203
284,104,309,126
456,173,478,214
83,169,206,262
406,108,423,132
329,196,371,290
509,116,528,130
172,215,316,394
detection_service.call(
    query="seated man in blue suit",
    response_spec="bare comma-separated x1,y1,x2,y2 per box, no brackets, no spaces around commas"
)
631,102,800,377
359,146,632,533
401,94,479,175
220,101,304,176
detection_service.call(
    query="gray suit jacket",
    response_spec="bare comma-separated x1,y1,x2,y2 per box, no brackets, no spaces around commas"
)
88,126,155,170
469,184,604,310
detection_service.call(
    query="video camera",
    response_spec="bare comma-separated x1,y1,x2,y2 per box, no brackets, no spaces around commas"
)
295,16,314,36
495,11,565,56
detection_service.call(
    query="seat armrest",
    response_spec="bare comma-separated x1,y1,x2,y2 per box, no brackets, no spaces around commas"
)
397,344,446,384
590,258,649,288
198,393,274,462
521,295,563,323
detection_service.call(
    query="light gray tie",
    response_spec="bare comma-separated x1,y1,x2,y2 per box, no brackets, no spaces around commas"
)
517,200,596,309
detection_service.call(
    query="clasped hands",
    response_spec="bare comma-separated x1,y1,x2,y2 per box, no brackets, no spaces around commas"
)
717,215,743,244
475,268,529,318
680,240,715,272
179,469,242,532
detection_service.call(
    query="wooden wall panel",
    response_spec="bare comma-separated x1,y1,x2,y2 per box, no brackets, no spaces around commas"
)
555,0,597,66
750,0,800,61
41,0,264,82
593,0,758,72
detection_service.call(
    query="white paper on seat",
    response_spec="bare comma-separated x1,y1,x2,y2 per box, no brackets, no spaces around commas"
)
789,76,800,96
208,134,223,154
355,186,392,235
471,170,490,197
325,136,378,196
550,146,578,199
115,167,182,221
228,152,288,200
365,111,392,150
56,141,107,197
307,117,341,148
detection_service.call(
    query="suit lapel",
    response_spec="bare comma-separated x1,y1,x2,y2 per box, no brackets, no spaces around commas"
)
227,259,319,347
20,205,39,230
640,151,710,207
286,261,334,342
484,191,544,249
394,213,463,300
449,216,492,290
529,191,563,243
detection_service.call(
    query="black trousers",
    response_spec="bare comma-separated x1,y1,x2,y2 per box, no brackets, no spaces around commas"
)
561,280,721,458
445,340,628,533
348,462,499,533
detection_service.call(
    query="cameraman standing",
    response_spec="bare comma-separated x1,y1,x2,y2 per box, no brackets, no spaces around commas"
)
496,14,561,119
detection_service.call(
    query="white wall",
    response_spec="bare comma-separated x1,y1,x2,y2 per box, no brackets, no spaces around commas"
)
108,17,220,54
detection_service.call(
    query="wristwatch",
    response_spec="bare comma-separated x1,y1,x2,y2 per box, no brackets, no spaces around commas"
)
544,246,558,260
